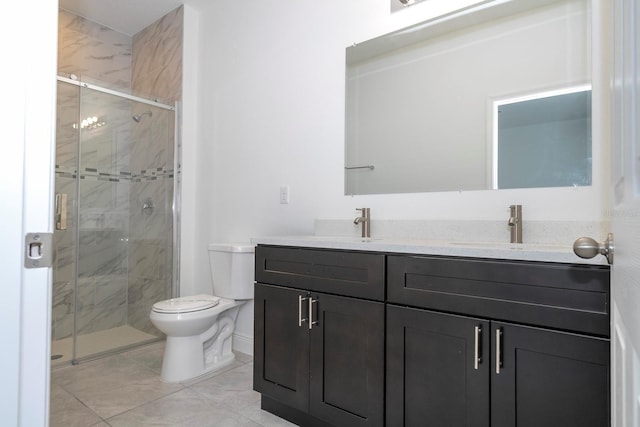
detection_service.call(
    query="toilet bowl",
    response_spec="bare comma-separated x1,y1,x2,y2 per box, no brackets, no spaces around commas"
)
150,243,255,383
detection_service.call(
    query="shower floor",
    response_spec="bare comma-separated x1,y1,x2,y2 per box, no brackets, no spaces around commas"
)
51,325,158,366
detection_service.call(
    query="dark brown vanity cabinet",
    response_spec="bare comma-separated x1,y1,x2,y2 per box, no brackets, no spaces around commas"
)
387,255,611,427
254,246,386,427
254,246,611,427
386,306,491,426
490,322,609,427
253,284,310,413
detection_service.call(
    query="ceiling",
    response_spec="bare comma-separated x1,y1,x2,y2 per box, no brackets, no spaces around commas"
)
59,0,185,36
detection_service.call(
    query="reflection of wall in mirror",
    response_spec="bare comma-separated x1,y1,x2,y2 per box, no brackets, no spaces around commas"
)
346,0,590,195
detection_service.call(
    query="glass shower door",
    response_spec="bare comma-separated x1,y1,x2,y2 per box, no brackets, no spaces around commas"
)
52,76,175,365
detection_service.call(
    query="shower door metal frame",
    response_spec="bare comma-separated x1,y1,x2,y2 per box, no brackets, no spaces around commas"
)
172,101,182,299
57,76,175,110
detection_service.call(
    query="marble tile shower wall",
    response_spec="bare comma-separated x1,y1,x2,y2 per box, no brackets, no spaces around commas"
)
127,7,183,335
131,6,183,104
58,10,132,90
53,7,182,340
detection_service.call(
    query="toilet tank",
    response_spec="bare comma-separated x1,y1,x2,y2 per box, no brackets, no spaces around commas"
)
207,243,255,300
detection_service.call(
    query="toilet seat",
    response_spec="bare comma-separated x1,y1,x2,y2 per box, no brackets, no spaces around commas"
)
152,294,221,314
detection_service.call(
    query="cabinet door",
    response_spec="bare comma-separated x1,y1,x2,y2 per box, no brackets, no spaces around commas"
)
309,293,385,427
386,305,490,427
254,283,310,412
491,322,610,427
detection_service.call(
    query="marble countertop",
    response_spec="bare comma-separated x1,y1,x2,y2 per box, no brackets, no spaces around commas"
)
251,235,609,266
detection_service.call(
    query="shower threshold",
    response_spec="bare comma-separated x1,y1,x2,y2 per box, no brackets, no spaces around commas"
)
51,325,158,366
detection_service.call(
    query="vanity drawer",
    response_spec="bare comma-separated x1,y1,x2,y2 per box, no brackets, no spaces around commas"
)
256,245,386,301
387,255,610,337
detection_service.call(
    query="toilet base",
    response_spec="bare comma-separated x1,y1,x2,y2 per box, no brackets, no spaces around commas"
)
158,303,243,383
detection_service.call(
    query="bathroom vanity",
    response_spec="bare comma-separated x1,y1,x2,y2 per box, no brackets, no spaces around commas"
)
253,239,610,427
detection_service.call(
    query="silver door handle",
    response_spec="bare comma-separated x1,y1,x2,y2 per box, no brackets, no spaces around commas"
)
474,325,482,370
298,295,308,327
495,328,503,374
573,233,614,264
308,297,318,330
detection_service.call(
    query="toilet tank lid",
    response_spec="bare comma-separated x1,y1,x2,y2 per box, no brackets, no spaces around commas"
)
207,243,255,253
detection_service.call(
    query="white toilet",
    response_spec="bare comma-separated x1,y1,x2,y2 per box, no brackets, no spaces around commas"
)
150,243,255,383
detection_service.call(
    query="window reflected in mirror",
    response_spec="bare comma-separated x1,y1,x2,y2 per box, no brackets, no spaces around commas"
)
492,86,592,189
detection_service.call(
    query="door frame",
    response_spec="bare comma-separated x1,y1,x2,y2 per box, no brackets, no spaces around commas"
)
0,0,58,424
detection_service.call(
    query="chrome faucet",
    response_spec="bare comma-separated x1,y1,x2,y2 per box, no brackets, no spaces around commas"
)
354,208,371,238
508,204,522,243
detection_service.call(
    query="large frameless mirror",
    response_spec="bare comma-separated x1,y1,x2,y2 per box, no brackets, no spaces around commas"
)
345,0,591,195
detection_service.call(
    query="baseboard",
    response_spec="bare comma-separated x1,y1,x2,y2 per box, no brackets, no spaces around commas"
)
232,331,253,356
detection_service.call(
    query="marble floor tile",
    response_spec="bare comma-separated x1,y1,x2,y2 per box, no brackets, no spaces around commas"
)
235,351,254,364
120,340,165,373
75,373,184,419
189,363,260,412
177,357,246,388
49,383,104,427
50,344,296,426
54,355,170,391
52,352,184,419
107,388,262,427
237,399,299,427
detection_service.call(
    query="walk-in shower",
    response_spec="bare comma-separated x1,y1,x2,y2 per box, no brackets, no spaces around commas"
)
52,76,179,365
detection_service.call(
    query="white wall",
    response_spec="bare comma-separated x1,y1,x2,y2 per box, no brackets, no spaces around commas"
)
182,0,610,351
180,4,203,296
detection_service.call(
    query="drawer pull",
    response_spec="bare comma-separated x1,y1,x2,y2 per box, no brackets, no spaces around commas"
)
474,325,482,370
298,295,308,327
308,297,318,330
496,327,503,374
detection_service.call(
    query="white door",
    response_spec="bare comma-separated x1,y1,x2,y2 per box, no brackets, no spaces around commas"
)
0,0,58,425
611,0,640,425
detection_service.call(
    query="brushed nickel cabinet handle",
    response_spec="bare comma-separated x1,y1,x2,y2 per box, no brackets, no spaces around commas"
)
298,295,308,327
496,328,503,374
308,297,318,330
474,325,482,370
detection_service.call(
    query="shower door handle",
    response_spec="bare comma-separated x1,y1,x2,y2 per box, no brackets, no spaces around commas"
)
55,193,67,230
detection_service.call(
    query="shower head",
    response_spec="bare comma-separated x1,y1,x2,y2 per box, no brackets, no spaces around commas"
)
132,111,152,122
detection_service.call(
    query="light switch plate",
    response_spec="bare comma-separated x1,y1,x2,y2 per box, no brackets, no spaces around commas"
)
280,185,290,204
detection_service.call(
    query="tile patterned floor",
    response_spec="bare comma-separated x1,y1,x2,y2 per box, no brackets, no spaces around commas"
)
50,342,297,427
